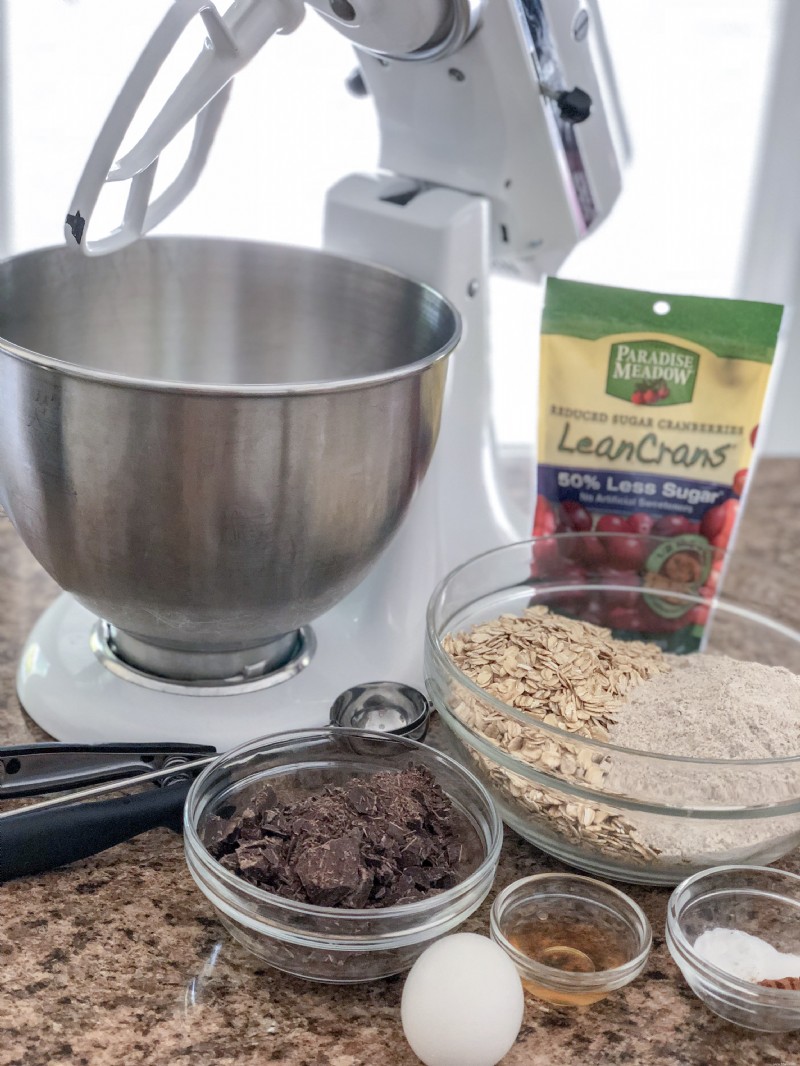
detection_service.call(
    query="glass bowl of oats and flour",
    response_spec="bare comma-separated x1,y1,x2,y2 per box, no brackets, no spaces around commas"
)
424,536,800,886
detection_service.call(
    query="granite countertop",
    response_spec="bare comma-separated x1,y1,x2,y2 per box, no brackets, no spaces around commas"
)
1,459,799,1066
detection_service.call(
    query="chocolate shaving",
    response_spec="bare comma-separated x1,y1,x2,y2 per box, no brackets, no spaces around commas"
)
204,765,474,909
758,975,800,990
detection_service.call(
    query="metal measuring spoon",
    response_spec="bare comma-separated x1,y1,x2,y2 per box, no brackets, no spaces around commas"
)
330,682,431,742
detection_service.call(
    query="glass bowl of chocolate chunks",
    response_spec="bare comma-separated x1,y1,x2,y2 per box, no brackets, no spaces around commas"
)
183,727,502,983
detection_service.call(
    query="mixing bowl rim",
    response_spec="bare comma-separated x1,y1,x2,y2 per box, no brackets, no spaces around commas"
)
666,864,800,1004
426,535,800,768
490,871,652,987
0,236,462,396
184,725,503,921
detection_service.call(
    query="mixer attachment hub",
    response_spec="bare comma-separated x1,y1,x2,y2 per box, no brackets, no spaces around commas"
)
90,621,316,696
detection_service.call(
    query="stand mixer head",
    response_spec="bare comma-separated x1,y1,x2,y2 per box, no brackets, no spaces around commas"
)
65,0,626,275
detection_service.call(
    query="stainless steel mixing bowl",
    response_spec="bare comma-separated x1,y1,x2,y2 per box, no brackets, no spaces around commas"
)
0,237,458,677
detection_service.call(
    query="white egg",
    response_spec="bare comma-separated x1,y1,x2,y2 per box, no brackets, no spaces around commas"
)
401,933,525,1066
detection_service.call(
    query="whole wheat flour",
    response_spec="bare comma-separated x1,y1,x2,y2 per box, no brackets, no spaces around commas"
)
606,653,800,862
608,653,800,759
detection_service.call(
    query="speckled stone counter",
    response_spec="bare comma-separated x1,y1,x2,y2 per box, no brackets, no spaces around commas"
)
1,460,799,1066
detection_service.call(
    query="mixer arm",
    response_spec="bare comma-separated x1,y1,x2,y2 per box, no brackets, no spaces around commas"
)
64,0,305,256
66,0,626,274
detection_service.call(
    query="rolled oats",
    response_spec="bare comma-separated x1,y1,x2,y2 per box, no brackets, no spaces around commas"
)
442,605,669,867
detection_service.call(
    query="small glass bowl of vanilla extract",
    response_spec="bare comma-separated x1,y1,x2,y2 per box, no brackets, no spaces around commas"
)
490,873,652,1006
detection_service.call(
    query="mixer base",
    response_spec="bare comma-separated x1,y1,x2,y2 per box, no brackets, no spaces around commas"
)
17,594,427,751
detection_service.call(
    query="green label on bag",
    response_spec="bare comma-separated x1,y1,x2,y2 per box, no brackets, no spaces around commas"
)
606,340,700,406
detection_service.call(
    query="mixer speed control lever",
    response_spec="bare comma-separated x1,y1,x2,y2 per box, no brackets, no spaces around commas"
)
541,83,593,124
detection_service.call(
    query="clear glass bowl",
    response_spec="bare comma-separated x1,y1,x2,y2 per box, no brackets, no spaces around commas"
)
425,536,800,886
667,866,800,1031
183,728,502,983
490,873,651,1005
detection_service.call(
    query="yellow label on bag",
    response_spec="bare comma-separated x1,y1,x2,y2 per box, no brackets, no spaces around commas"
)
539,330,770,487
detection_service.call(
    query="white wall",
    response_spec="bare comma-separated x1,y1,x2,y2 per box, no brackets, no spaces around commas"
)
1,0,797,455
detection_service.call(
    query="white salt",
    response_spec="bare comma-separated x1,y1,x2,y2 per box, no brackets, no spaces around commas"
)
693,928,800,983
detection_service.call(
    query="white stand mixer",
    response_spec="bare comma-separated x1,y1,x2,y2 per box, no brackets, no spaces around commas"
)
13,0,627,749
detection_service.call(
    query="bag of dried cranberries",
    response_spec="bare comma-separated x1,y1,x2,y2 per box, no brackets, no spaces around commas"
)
534,278,783,651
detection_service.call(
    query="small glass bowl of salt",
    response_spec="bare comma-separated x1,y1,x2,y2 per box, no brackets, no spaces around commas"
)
667,865,800,1031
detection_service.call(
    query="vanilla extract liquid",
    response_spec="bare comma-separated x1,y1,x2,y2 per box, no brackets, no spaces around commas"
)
509,920,630,1006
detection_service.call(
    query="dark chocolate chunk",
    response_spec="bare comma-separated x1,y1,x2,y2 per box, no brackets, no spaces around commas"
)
203,765,476,910
346,782,377,816
203,816,240,854
296,836,363,907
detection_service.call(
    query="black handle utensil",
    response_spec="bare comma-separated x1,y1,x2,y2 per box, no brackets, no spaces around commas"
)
0,742,218,883
0,781,191,881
